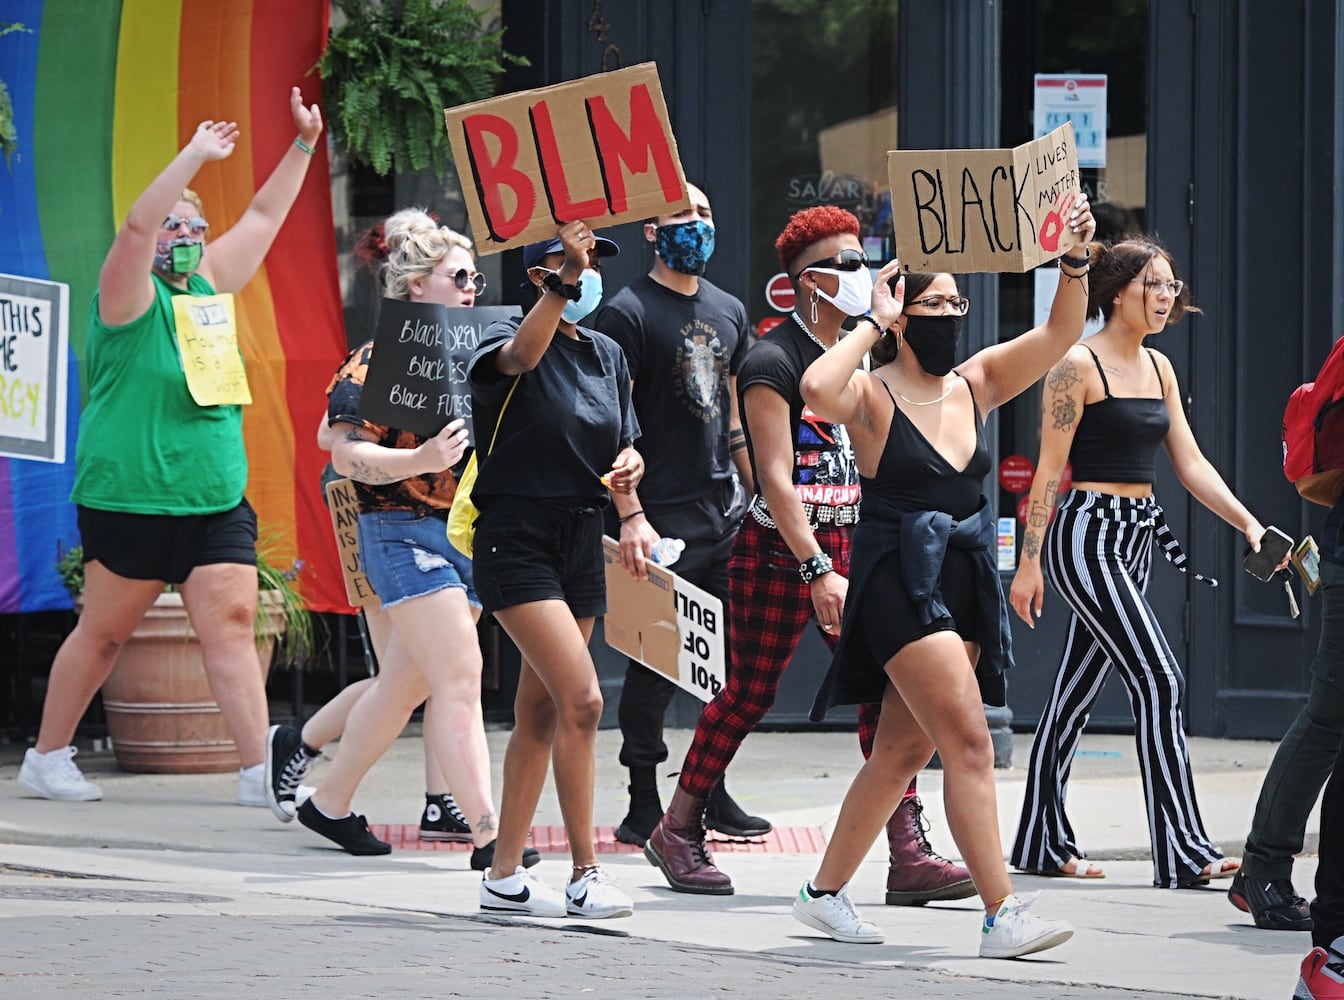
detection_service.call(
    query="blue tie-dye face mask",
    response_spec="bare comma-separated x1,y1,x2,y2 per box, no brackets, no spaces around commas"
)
655,219,716,275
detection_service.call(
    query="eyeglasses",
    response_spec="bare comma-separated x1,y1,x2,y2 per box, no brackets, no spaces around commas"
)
794,248,870,278
907,294,971,315
435,267,486,295
163,213,208,236
1134,277,1184,297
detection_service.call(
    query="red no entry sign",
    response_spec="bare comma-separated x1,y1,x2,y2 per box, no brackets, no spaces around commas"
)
764,272,796,313
999,454,1036,494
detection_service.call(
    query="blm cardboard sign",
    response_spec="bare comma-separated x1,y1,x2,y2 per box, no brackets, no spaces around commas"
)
444,62,691,254
601,537,725,703
357,301,520,442
0,273,68,463
323,478,377,607
887,122,1080,274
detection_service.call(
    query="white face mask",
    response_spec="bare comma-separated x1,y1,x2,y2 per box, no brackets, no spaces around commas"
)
811,266,873,317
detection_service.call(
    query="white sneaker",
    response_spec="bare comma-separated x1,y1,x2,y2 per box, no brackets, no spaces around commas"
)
791,882,884,943
566,866,634,919
480,865,567,917
979,892,1073,959
17,746,102,801
237,763,267,807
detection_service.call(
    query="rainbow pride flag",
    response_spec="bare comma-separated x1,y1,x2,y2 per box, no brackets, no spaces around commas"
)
0,0,350,614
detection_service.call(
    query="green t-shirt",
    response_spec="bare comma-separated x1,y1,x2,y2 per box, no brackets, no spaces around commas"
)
70,273,248,515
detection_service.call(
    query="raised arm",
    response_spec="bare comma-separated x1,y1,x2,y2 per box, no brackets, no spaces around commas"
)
959,193,1096,413
1008,346,1090,626
97,120,240,327
1158,354,1266,549
494,221,590,375
199,87,323,294
799,259,905,426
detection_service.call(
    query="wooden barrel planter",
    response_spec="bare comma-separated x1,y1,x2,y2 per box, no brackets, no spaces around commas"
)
98,592,283,774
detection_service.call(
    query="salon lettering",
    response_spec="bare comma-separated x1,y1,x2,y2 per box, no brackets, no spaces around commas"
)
445,62,691,253
887,122,1080,274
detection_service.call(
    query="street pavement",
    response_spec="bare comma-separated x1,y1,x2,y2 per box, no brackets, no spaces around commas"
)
0,726,1326,999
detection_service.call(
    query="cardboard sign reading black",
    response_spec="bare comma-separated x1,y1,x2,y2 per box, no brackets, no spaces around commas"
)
357,301,521,441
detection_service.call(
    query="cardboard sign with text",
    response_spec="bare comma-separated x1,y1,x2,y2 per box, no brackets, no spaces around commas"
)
887,121,1079,274
357,301,520,442
0,273,68,463
324,478,378,607
444,62,691,254
601,537,725,703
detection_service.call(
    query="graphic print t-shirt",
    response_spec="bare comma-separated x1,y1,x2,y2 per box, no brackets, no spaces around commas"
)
736,317,859,511
326,340,459,515
594,275,750,504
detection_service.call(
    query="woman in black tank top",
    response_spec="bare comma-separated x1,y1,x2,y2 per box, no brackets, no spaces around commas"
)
1008,238,1276,889
792,193,1095,957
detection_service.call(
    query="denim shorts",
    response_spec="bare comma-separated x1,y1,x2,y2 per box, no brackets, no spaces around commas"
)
357,509,479,609
472,496,606,618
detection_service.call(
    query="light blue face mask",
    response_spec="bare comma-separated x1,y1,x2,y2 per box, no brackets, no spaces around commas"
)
562,268,604,323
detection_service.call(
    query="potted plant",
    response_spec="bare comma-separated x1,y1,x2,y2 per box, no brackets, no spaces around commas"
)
54,541,316,774
316,0,526,177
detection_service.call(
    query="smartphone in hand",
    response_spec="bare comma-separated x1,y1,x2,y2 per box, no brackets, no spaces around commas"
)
1243,525,1294,582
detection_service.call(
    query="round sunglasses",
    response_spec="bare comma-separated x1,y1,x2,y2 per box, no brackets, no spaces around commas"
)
434,267,487,295
162,213,209,236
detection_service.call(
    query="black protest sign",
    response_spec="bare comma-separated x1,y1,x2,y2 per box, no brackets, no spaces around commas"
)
357,301,521,442
887,122,1080,274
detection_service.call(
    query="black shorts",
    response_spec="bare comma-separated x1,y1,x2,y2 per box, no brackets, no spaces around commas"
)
77,498,258,585
472,496,606,618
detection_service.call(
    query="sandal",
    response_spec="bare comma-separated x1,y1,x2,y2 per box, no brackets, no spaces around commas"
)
1179,857,1241,887
1026,857,1106,879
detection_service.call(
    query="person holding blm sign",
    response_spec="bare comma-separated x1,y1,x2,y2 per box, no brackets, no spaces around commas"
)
17,89,321,807
1009,238,1275,890
267,209,513,866
645,206,974,907
468,222,642,920
591,183,772,847
792,193,1093,957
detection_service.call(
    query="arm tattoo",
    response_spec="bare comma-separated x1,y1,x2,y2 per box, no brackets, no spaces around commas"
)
1046,358,1082,393
1027,501,1050,530
1023,532,1041,560
1050,395,1077,431
346,457,401,485
1042,478,1060,509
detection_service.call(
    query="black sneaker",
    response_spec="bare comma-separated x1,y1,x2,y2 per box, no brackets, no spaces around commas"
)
296,798,391,856
420,793,473,843
470,838,541,871
264,724,314,824
1227,869,1313,931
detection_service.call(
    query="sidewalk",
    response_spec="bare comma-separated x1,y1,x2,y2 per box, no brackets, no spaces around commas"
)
0,728,1325,998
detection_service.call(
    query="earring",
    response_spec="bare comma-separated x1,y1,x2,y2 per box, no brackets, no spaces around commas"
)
809,291,818,324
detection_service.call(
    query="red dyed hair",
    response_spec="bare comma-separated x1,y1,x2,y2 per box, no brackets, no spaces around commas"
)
775,206,861,274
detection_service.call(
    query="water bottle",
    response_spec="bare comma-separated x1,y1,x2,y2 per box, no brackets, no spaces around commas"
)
650,537,686,568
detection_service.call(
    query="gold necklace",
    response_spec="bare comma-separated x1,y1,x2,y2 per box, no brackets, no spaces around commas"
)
880,375,957,407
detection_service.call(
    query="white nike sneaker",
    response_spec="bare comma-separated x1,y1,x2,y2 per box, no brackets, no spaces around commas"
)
979,892,1073,959
17,746,102,801
566,866,634,919
479,865,566,917
791,882,884,943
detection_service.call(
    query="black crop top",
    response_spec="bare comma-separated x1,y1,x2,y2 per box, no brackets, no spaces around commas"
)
860,374,991,520
1068,348,1171,484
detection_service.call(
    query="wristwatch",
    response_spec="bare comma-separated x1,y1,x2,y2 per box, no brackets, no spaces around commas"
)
541,270,583,301
799,552,834,583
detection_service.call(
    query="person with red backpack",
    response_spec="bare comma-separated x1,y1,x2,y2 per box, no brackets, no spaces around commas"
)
1231,340,1344,945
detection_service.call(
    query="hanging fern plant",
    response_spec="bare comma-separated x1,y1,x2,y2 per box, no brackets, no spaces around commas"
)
317,0,526,178
0,23,31,170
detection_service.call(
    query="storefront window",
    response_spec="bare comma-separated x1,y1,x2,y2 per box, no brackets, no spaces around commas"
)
748,0,899,337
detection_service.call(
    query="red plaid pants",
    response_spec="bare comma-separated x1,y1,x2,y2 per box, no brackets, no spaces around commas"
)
678,515,916,802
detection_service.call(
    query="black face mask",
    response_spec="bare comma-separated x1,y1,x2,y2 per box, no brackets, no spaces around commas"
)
902,314,962,376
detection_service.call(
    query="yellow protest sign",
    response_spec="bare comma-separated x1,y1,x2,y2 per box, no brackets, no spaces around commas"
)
172,293,252,406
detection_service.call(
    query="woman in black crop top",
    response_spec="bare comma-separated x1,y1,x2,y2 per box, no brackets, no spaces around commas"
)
793,194,1095,957
1009,237,1274,890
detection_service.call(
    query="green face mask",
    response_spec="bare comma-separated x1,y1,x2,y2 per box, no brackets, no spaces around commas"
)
155,238,203,275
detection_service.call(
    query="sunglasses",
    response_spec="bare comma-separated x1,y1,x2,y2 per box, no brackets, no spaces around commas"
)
163,213,209,236
794,247,870,279
435,267,486,295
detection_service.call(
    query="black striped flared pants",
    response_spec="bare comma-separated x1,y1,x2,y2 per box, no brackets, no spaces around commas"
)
1010,490,1224,888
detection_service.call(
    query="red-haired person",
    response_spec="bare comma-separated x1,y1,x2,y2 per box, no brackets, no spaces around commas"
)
644,206,973,906
793,194,1093,956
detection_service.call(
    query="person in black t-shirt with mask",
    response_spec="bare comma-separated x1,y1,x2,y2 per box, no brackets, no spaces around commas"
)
593,183,768,847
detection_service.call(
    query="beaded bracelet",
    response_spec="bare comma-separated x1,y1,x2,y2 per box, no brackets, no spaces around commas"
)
293,136,316,155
